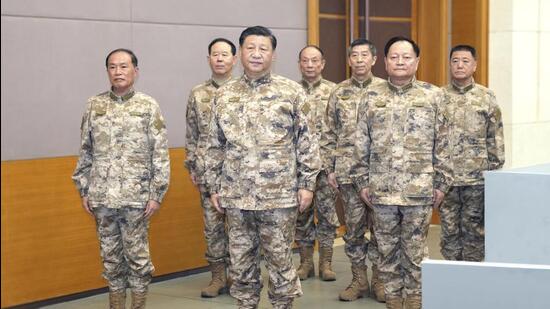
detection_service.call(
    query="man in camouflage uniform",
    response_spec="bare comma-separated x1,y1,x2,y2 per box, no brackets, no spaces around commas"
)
324,38,385,302
72,48,170,309
294,45,339,282
439,45,505,262
204,26,320,309
185,37,237,298
353,37,453,309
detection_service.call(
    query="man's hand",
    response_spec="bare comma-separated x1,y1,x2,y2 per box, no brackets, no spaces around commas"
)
359,187,374,209
433,189,445,210
327,172,339,191
81,196,93,216
190,173,198,186
210,193,224,214
144,200,161,218
297,189,314,213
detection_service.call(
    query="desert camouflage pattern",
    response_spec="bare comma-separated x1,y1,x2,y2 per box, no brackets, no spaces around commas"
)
92,206,154,293
353,78,453,205
442,81,505,185
185,79,231,184
300,78,335,140
226,207,301,309
372,204,432,297
199,185,229,264
324,75,385,184
440,185,485,261
204,73,321,210
72,90,170,208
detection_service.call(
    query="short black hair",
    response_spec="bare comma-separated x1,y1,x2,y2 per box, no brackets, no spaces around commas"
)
450,44,477,59
384,36,420,57
348,38,377,57
298,45,325,60
208,38,236,56
239,26,277,50
105,48,138,68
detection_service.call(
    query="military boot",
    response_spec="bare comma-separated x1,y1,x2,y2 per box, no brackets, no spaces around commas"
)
318,246,336,281
338,265,369,301
296,246,315,280
386,296,403,309
109,290,126,309
371,264,386,302
201,262,228,297
404,295,421,309
130,291,147,309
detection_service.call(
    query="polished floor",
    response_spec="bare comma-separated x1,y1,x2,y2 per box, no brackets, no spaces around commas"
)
44,225,443,308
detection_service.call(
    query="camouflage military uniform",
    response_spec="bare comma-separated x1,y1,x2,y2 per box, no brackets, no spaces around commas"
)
72,89,170,293
324,76,385,267
204,73,321,308
353,78,453,298
439,81,505,261
295,78,339,249
185,79,229,265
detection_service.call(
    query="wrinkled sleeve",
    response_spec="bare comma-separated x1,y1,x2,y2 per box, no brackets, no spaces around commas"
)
322,91,339,173
433,92,453,193
204,97,226,194
148,101,170,203
486,92,505,170
295,90,321,191
352,93,371,190
184,92,199,175
72,101,93,197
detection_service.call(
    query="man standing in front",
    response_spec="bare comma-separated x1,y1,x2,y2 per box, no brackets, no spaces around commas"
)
72,48,170,309
324,38,385,302
184,37,237,297
353,36,453,309
294,45,339,282
439,44,505,262
204,26,320,309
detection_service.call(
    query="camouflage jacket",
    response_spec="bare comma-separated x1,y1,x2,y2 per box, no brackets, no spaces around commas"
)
184,78,231,184
443,81,505,185
324,75,385,184
353,79,453,206
72,90,170,208
204,73,321,210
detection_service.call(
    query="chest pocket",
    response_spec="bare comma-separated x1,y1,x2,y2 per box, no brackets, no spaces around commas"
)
405,105,435,152
368,105,391,148
124,111,150,153
91,107,111,156
465,105,487,138
256,99,294,146
218,101,245,144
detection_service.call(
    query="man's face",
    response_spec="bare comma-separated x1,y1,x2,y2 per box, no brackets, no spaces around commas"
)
240,35,274,79
107,51,138,94
208,41,237,77
348,44,376,80
299,47,325,81
450,50,477,82
384,41,419,81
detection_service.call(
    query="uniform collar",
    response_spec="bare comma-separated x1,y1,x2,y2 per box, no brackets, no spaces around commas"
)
388,77,415,94
301,77,322,91
210,76,232,89
451,78,475,94
109,88,135,102
244,72,272,88
351,75,373,88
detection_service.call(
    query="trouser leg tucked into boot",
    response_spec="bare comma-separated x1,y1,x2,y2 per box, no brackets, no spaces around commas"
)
318,246,336,281
386,296,403,309
201,262,228,297
371,264,386,302
339,265,369,301
109,290,126,309
296,246,315,280
130,291,147,309
404,294,421,309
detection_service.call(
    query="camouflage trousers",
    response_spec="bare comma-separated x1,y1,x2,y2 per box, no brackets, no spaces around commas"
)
226,207,302,309
372,204,432,297
295,171,339,248
199,185,229,264
439,185,485,261
92,206,154,293
340,184,379,267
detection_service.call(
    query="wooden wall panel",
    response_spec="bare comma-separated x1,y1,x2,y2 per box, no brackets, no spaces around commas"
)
1,148,206,308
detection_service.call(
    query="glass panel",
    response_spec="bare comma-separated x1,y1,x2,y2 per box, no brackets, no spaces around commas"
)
320,18,348,83
320,0,346,14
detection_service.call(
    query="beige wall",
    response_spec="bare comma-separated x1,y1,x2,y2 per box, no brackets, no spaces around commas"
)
489,0,550,168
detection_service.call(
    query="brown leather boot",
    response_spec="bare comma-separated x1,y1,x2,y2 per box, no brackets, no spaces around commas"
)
338,265,369,301
404,294,421,309
201,262,228,297
130,291,146,309
296,246,315,280
318,246,336,281
371,264,386,302
386,296,403,309
109,290,126,309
